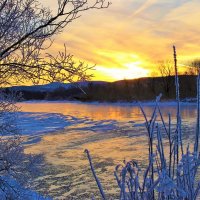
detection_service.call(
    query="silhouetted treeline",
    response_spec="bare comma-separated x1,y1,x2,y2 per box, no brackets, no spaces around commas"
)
84,75,197,102
3,75,198,102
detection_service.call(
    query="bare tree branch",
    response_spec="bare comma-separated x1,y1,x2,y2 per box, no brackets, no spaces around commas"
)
0,0,110,85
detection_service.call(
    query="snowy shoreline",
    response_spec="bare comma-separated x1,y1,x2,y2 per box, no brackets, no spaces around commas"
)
19,99,197,106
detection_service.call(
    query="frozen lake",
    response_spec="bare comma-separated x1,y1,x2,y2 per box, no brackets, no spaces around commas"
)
17,101,198,199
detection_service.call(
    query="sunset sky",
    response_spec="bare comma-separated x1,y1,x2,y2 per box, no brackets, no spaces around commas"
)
43,0,200,81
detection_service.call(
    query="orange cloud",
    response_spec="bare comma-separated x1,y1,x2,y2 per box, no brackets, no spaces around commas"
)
44,0,200,81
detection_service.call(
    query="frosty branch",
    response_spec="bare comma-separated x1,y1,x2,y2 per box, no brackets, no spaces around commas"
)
0,0,110,85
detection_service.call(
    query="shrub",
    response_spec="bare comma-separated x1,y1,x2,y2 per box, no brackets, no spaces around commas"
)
85,46,200,200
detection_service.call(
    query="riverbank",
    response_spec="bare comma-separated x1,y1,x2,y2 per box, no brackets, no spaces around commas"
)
20,98,197,106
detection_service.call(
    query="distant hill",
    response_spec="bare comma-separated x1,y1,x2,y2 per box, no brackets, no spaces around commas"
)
8,81,108,92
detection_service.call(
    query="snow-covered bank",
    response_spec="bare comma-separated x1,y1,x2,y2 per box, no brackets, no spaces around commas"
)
0,176,51,200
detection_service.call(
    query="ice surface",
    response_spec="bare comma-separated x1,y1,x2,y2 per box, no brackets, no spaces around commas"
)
17,112,71,135
16,112,118,136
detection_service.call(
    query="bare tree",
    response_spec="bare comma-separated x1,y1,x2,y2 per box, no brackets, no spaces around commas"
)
184,67,198,76
0,0,110,198
157,60,174,98
0,0,110,86
0,91,45,199
185,59,200,75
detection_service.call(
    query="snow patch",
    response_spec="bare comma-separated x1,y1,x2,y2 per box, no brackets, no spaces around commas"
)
17,112,72,135
0,176,51,200
15,112,119,137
